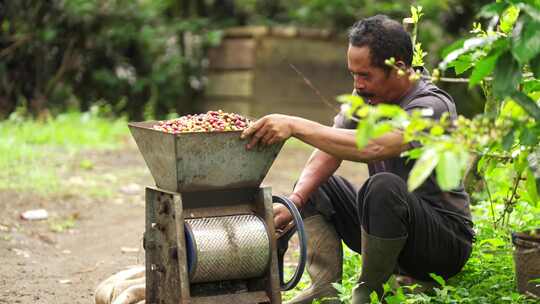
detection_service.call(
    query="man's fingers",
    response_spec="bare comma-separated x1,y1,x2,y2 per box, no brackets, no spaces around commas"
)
241,117,264,139
267,135,280,146
261,129,275,146
247,124,270,149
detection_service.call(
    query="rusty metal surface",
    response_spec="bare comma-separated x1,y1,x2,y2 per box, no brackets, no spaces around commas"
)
256,187,283,304
190,291,270,304
145,189,191,303
129,121,283,193
186,214,271,283
130,122,178,191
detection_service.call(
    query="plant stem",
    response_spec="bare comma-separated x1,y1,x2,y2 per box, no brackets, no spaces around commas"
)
482,175,497,228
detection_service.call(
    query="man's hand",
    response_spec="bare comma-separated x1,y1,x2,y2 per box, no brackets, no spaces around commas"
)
274,193,305,232
241,114,295,149
273,203,293,231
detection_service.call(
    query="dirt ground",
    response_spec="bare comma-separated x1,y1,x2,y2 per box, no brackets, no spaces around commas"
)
0,138,368,304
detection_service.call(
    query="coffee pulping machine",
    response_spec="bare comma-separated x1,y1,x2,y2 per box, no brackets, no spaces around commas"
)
128,121,307,304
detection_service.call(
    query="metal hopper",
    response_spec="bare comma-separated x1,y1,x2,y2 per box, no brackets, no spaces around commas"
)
128,121,284,192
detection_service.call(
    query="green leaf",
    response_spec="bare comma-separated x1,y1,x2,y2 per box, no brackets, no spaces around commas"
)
385,295,405,304
512,18,540,64
480,238,506,248
377,104,405,118
511,91,540,121
502,130,515,150
526,168,539,205
369,291,379,303
523,79,540,94
205,30,223,47
337,94,365,106
529,147,540,195
530,54,540,78
404,147,423,159
430,125,444,136
372,123,393,138
454,58,474,75
436,150,463,190
469,53,500,87
478,2,509,18
493,52,522,99
408,148,439,192
356,119,373,149
515,151,529,173
518,3,540,22
519,126,540,146
439,36,499,70
500,5,520,34
429,273,446,287
441,38,465,58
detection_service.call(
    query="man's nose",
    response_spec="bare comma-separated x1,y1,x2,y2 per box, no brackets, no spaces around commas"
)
354,78,366,90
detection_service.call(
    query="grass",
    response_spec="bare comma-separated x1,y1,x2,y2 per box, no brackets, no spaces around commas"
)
0,111,128,194
282,201,540,303
2,110,539,302
284,137,313,150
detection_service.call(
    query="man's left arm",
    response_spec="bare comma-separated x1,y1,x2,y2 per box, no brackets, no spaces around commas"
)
241,114,409,163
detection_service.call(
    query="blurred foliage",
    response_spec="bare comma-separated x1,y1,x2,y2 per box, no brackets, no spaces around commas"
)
333,3,540,300
0,105,127,194
0,0,494,119
342,0,540,226
0,0,222,120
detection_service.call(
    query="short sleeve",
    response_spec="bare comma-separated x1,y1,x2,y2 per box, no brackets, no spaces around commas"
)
403,96,455,121
333,103,358,129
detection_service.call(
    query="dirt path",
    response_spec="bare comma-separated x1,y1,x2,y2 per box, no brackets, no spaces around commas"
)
0,139,367,304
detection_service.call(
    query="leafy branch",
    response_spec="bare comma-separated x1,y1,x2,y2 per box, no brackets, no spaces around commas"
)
345,1,540,228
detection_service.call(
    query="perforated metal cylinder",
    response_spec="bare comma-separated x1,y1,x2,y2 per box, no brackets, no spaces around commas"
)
186,214,271,283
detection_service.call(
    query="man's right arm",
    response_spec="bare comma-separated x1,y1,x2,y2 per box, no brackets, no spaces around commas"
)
290,111,349,208
274,148,341,229
289,149,342,208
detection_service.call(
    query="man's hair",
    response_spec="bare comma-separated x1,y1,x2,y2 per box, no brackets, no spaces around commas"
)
348,15,413,73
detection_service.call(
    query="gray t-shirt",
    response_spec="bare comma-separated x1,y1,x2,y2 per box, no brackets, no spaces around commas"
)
333,77,472,220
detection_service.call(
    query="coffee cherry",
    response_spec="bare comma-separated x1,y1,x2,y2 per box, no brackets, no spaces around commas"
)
153,110,253,134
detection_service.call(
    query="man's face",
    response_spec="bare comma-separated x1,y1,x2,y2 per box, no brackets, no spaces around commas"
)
347,45,401,104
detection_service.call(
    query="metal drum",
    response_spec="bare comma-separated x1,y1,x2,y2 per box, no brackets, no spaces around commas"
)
185,214,271,283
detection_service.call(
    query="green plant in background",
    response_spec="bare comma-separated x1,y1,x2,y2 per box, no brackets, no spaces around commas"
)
0,0,222,120
0,106,128,194
327,1,540,302
346,0,540,225
0,0,493,120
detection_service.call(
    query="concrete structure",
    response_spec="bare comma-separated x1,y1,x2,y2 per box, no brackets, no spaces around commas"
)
204,26,351,125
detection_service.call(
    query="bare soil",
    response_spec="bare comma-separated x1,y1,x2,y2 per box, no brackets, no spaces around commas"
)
0,139,367,304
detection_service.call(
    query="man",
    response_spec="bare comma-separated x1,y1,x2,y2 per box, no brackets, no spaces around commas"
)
241,15,475,304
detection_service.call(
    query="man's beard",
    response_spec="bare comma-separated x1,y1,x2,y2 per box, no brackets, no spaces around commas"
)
353,89,374,98
353,89,375,103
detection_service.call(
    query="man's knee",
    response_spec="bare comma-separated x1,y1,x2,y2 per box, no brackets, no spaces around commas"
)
359,173,410,234
301,175,352,219
366,172,404,192
361,173,407,206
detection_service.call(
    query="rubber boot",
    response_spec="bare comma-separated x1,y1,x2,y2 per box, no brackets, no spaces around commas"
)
285,215,343,304
394,275,438,295
352,228,407,304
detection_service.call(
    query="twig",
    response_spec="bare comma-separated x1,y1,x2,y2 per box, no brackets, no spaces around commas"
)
481,175,497,228
45,39,76,95
496,175,521,226
421,72,534,84
288,63,340,113
0,35,32,58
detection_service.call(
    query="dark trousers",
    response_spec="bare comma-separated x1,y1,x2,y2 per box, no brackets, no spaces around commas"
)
301,173,474,281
